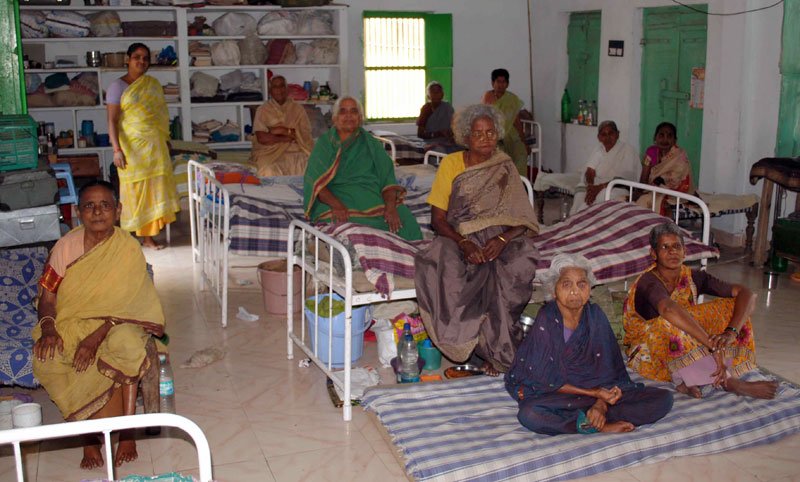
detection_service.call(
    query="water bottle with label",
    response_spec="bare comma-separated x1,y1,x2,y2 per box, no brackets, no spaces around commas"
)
158,354,176,413
397,323,420,383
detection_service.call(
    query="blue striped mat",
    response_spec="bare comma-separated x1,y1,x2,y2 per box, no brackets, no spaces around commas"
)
362,371,800,481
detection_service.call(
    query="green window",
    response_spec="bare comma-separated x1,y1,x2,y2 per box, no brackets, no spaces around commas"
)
363,11,452,121
566,11,601,120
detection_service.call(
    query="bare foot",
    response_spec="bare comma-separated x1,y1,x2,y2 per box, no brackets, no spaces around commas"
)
599,421,635,433
675,382,703,399
481,361,500,377
114,438,138,467
725,378,779,399
81,444,104,470
141,237,165,250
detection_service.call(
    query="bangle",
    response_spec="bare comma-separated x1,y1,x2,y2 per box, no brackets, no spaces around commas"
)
113,148,122,153
497,234,508,244
458,238,471,246
724,326,738,335
38,315,55,325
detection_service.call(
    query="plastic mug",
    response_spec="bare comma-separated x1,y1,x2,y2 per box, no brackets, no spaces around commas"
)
12,403,42,428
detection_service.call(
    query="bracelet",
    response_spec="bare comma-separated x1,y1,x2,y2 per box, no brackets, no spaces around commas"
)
724,326,738,335
497,234,508,244
38,315,55,325
113,148,122,153
458,238,471,246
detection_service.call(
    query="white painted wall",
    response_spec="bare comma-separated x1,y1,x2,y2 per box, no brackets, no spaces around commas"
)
345,0,532,134
530,0,786,238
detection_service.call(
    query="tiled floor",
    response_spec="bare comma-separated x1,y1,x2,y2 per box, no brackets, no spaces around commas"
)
2,205,800,482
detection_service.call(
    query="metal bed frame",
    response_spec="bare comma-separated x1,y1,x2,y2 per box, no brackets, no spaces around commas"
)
0,413,213,482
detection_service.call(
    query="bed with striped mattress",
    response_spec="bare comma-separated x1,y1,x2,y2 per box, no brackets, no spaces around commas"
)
362,371,800,482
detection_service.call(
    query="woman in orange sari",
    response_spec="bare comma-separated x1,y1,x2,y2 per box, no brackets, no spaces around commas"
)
636,122,693,215
623,222,777,400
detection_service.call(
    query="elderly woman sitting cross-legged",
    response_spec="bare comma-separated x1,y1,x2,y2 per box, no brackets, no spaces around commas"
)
33,180,166,469
415,104,539,377
505,254,673,435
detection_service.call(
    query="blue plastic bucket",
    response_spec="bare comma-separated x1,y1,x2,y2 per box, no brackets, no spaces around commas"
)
304,294,369,368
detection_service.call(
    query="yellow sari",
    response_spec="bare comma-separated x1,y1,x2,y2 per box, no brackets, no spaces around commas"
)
33,227,166,421
118,75,180,236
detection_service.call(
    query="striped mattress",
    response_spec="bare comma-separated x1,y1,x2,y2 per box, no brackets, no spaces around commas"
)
362,371,800,481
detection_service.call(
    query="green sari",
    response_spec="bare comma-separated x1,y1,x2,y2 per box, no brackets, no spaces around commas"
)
304,127,423,241
492,91,528,176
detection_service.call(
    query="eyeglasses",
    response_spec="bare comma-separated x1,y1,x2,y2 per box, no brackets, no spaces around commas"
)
658,243,684,252
469,130,498,141
79,201,116,213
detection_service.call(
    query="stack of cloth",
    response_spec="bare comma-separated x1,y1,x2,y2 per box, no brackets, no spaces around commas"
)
162,83,180,103
189,41,212,67
191,120,219,143
191,119,240,144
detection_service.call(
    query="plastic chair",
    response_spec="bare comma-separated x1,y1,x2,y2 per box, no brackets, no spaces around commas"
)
51,163,78,205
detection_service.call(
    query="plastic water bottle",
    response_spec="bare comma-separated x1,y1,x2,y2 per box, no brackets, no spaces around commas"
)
158,354,176,414
397,323,420,383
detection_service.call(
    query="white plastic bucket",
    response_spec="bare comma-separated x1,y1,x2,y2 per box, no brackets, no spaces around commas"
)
304,293,369,367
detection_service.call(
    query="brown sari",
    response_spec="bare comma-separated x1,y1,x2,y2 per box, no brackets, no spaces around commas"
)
415,151,539,371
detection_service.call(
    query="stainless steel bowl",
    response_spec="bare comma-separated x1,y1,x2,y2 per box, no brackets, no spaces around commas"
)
518,314,535,334
86,51,102,67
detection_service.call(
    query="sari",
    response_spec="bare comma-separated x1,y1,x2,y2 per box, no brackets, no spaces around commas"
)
304,127,423,241
117,75,180,236
505,301,672,435
623,264,757,383
415,151,539,371
250,98,313,177
33,227,166,421
483,90,528,176
637,145,693,215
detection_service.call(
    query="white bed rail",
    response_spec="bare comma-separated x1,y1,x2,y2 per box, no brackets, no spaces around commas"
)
286,219,416,421
605,179,712,269
372,134,397,163
188,160,231,327
521,120,542,174
0,413,213,482
423,150,446,166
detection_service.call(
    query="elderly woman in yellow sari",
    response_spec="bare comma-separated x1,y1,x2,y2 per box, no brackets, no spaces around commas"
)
624,222,777,400
481,68,529,176
250,75,314,176
34,180,166,470
107,43,180,250
636,122,693,215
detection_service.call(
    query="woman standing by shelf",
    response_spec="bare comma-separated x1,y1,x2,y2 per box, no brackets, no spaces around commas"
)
107,43,179,250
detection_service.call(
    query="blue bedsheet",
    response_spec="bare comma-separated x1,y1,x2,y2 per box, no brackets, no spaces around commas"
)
0,247,47,387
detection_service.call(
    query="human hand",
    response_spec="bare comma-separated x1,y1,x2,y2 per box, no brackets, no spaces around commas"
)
113,150,127,169
73,332,105,373
33,327,63,362
709,330,736,351
384,205,402,233
595,386,623,405
330,203,349,224
586,400,608,430
585,184,602,205
482,236,507,261
460,239,486,264
711,350,727,388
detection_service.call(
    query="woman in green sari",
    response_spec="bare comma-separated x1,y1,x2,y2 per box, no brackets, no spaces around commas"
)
481,68,529,176
304,96,422,241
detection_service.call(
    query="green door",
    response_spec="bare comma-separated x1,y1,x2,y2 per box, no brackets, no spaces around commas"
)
640,5,707,184
0,0,26,114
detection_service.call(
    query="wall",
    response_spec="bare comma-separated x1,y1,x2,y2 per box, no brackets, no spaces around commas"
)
345,0,532,134
530,0,787,238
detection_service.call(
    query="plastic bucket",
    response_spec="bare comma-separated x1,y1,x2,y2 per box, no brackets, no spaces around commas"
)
418,343,442,370
258,260,302,315
304,293,369,368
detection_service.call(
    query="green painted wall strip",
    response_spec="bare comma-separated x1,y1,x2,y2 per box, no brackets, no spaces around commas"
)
776,0,799,156
0,0,25,114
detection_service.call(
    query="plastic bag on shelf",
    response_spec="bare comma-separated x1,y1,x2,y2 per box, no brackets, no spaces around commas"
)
212,12,256,36
297,11,334,35
190,72,220,98
310,39,338,65
88,11,121,38
257,11,298,36
20,11,48,39
211,41,240,66
45,11,90,38
239,33,267,65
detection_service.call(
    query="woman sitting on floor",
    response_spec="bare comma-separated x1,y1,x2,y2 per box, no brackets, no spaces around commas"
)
304,96,422,241
506,253,673,435
415,104,539,376
624,222,778,399
33,180,166,469
637,122,693,214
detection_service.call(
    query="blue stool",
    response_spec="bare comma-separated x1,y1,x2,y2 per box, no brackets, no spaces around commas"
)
51,163,78,205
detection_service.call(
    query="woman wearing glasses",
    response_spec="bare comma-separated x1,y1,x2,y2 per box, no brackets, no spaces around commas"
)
624,222,777,399
415,104,539,376
33,180,166,469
